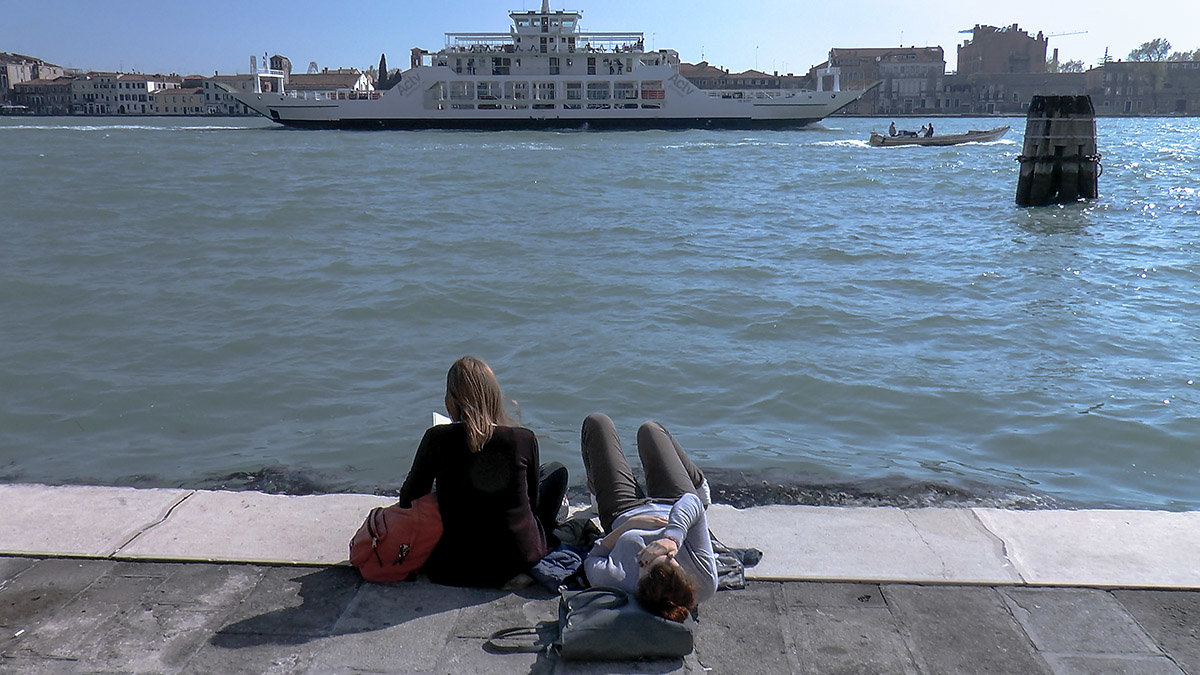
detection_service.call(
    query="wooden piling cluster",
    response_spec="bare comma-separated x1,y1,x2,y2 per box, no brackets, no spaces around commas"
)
1015,95,1100,206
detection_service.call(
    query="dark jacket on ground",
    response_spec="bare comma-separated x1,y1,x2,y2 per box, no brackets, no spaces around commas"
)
398,423,547,587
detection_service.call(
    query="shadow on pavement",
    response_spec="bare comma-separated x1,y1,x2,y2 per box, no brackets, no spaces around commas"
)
209,566,501,648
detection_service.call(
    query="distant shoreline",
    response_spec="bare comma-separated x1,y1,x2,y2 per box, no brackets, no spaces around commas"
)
3,112,1198,120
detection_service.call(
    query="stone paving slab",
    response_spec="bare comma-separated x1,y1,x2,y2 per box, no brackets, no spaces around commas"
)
883,584,1052,674
116,489,393,564
972,509,1200,588
1113,589,1200,674
705,504,1021,584
0,483,189,558
4,556,1200,674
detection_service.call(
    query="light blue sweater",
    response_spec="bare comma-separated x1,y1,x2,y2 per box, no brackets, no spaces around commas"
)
583,492,718,601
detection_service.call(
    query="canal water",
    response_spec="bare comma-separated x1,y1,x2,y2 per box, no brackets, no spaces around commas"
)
1,116,1197,509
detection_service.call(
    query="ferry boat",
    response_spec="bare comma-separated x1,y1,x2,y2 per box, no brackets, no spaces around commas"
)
232,1,870,130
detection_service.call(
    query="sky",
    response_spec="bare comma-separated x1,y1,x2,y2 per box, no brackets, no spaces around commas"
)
4,0,1198,78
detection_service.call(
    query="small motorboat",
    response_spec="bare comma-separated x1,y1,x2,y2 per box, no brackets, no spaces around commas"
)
869,125,1010,147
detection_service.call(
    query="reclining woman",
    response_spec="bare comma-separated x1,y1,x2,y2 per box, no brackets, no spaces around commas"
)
580,413,718,621
398,356,567,588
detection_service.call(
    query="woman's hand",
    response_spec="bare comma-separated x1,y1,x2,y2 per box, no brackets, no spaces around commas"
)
637,537,679,568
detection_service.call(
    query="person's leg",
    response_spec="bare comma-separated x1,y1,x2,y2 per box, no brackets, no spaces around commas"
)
637,421,705,501
581,413,644,531
536,462,569,548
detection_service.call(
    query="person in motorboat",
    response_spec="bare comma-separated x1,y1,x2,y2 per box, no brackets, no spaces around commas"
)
924,123,934,137
888,121,897,136
579,413,718,622
397,356,568,588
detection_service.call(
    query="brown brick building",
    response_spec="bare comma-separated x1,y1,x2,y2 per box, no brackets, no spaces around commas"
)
957,25,1048,76
10,76,74,114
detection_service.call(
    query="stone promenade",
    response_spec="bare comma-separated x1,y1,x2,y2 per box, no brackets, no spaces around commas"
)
1,484,1197,673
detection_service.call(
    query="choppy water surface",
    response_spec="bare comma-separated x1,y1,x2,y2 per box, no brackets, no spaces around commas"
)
1,116,1197,509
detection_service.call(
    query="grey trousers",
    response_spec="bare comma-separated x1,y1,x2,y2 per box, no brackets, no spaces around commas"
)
580,413,706,532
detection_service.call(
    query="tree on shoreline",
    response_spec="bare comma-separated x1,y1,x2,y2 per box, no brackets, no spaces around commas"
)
1047,58,1084,73
1128,39,1171,62
376,53,392,90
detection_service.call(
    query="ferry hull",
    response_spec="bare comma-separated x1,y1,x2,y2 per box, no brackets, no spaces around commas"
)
235,87,866,131
268,115,834,131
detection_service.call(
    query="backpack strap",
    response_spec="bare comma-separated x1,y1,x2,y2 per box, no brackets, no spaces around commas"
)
484,624,559,655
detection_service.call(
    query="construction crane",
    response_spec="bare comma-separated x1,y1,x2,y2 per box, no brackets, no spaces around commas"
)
1047,31,1088,38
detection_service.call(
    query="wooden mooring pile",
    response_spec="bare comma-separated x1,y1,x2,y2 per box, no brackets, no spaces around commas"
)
1015,95,1101,206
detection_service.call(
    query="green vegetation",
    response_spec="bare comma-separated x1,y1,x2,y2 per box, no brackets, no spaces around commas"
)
1128,38,1171,62
1047,58,1084,73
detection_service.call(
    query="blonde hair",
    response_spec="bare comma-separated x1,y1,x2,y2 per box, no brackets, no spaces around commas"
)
444,356,510,453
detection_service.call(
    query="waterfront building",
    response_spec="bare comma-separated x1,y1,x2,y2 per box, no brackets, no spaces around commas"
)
957,24,1048,76
680,61,811,90
286,68,373,99
1087,59,1200,115
807,47,945,115
1,52,64,104
151,87,205,115
10,76,74,114
113,73,180,114
71,72,120,114
941,72,1085,114
182,74,256,115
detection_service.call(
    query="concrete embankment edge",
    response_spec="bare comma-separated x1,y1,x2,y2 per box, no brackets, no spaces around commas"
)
3,483,1197,589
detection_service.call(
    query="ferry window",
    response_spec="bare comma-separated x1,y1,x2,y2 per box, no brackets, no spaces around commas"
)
565,82,582,100
587,82,610,100
536,82,556,100
549,57,560,75
614,81,636,100
506,81,528,100
587,57,596,75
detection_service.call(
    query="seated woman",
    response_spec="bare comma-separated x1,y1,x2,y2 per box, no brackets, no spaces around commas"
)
579,413,718,621
398,356,567,588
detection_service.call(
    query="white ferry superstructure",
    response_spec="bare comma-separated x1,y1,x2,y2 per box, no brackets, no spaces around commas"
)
233,1,869,130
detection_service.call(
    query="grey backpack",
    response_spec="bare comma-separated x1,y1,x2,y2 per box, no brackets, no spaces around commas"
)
487,586,694,661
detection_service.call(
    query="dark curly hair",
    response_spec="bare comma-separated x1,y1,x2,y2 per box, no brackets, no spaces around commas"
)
634,561,696,623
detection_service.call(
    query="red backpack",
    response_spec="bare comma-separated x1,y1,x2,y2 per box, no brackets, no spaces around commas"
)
349,493,443,582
